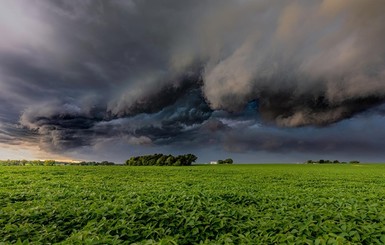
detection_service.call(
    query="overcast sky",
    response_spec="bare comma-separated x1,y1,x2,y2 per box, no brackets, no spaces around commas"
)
1,0,385,163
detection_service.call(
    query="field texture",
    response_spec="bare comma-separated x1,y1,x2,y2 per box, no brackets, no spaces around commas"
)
1,164,385,244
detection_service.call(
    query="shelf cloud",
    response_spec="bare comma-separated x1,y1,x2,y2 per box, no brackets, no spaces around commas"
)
0,0,384,161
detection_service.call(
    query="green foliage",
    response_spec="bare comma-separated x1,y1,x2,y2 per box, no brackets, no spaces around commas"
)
306,159,359,164
44,160,56,166
0,160,116,166
1,164,385,244
78,161,115,166
0,160,43,166
224,158,233,164
217,158,233,164
125,154,197,166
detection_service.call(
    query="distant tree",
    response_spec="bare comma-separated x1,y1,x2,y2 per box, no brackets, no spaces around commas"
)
224,158,233,164
156,155,167,166
147,155,158,166
173,160,181,166
32,160,43,166
125,154,197,166
350,160,360,164
185,154,198,165
304,159,353,165
216,158,234,164
125,158,134,166
44,160,56,166
175,156,185,166
100,161,114,165
165,156,175,166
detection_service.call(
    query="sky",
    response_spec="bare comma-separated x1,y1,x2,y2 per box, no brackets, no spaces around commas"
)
1,0,385,163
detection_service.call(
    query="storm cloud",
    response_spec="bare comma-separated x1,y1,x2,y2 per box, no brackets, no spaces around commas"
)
0,0,385,161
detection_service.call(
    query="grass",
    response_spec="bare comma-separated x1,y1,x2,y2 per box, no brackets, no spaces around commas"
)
1,164,385,244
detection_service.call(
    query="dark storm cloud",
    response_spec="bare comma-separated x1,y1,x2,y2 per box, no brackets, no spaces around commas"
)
256,90,385,127
220,116,385,159
19,88,212,152
1,0,385,159
200,0,385,126
0,121,36,146
109,73,204,117
96,89,212,142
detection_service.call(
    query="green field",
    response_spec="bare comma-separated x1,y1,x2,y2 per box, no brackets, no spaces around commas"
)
1,164,385,244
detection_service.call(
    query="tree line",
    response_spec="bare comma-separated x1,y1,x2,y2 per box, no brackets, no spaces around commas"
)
125,154,197,166
0,154,199,166
217,158,234,164
0,160,56,166
76,161,116,166
0,160,116,166
306,160,360,164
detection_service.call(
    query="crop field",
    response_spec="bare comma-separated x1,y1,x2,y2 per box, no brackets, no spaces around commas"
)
1,164,385,244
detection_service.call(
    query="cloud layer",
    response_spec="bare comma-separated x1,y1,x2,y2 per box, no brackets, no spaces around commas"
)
0,0,385,161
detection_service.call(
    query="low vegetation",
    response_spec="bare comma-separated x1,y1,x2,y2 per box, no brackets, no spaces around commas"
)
306,159,360,164
0,160,116,166
125,154,197,166
2,164,385,244
217,158,234,164
0,159,57,166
